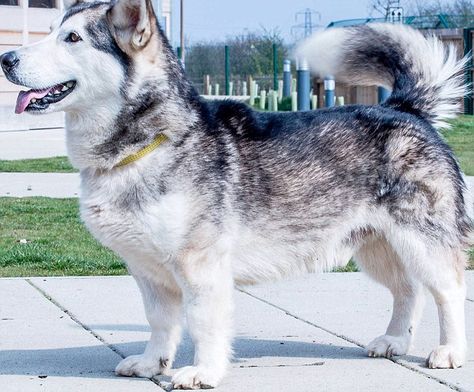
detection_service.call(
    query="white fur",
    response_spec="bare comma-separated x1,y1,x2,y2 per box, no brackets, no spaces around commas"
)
296,24,468,129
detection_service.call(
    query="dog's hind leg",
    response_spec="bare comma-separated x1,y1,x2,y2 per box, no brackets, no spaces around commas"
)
116,272,183,378
387,231,468,368
354,236,425,358
421,248,467,368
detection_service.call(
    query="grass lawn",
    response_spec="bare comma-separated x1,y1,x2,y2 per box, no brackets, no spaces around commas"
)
0,198,126,277
441,116,474,176
0,156,76,173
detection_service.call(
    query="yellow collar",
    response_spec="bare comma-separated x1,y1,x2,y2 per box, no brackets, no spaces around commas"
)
115,134,168,168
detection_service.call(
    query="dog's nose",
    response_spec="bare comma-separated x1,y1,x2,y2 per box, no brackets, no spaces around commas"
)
0,51,19,74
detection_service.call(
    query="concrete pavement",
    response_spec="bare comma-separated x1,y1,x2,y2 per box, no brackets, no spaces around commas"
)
0,273,473,392
0,173,79,197
0,128,67,160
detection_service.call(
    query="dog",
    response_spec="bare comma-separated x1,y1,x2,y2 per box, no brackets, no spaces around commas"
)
1,0,472,389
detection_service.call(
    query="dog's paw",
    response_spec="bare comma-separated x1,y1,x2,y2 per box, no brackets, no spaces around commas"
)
171,366,222,390
367,334,410,358
426,345,466,369
115,354,169,378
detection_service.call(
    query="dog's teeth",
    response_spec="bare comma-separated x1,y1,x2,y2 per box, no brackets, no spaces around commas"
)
67,82,73,88
47,92,53,96
54,91,61,95
62,85,68,92
31,98,37,103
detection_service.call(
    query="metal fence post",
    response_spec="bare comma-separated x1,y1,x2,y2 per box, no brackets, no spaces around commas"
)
297,59,311,111
324,76,335,108
283,60,291,97
273,43,279,91
225,45,230,96
378,87,391,104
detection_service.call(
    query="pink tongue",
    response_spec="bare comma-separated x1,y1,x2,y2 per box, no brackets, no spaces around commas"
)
15,87,53,114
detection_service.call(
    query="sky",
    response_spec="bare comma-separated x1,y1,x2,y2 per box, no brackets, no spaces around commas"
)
170,0,375,46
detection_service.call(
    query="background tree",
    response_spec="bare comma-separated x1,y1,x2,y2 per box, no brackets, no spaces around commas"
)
185,29,288,83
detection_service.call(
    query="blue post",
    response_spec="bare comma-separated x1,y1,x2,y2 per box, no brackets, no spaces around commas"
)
324,76,335,108
297,59,310,111
378,86,391,103
283,59,291,97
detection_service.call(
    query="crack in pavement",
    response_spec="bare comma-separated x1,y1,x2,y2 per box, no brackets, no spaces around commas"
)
25,279,166,391
239,289,465,392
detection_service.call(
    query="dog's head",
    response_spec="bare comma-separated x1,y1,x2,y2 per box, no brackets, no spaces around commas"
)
0,0,165,115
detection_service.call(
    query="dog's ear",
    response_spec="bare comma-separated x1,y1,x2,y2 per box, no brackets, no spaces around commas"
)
107,0,156,52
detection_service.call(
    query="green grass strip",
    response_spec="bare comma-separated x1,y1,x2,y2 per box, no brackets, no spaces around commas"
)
0,156,76,173
0,197,126,277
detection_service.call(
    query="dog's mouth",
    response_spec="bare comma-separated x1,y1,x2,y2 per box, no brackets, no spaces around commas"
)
15,81,76,114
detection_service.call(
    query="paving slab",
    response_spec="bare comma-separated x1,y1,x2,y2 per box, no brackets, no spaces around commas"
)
27,276,456,391
0,106,64,133
0,128,67,159
246,272,474,392
0,279,162,392
0,173,79,197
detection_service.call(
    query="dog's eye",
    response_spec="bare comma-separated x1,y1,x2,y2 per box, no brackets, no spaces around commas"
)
66,32,82,43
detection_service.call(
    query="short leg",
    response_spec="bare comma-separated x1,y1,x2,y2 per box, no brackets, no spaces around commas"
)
171,251,234,390
355,237,425,358
116,273,183,378
386,230,468,369
367,280,424,358
426,269,467,369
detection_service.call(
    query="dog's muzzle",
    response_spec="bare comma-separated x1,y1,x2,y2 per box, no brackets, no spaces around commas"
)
0,51,19,75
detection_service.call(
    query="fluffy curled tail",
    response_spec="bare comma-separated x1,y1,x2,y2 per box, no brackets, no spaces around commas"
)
296,23,468,129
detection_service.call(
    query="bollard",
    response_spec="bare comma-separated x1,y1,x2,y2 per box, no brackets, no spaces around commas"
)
215,83,220,96
324,76,335,108
229,81,234,96
291,92,298,112
268,90,274,111
337,96,345,106
249,81,256,106
203,75,210,95
283,60,292,97
208,84,213,96
259,90,267,110
312,95,318,110
378,87,391,103
242,81,248,97
278,80,284,103
292,78,297,93
272,91,279,112
297,59,311,111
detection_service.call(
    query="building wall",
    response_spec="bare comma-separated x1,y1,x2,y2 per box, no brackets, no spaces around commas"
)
0,0,60,105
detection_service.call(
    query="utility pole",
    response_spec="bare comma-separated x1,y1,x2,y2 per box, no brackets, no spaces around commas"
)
180,0,185,65
291,8,322,40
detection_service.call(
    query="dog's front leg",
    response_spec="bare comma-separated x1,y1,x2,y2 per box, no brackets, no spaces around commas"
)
171,250,234,390
116,274,183,378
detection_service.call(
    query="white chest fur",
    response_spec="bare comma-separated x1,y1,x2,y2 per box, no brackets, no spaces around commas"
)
79,168,193,270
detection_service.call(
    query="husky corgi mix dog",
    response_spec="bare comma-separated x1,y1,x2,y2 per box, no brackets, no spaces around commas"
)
1,0,472,388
